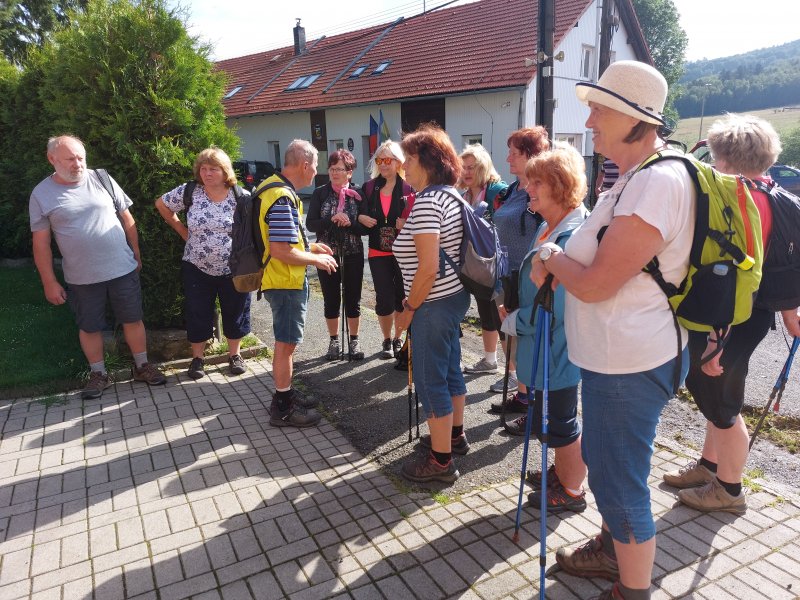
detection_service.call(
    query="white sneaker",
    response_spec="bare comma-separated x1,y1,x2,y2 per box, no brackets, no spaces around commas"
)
463,357,499,374
490,372,518,394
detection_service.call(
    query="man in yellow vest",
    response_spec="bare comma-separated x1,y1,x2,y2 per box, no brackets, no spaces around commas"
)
257,139,338,427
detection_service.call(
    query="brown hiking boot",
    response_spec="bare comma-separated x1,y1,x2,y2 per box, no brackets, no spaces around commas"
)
590,582,625,600
81,371,112,399
677,478,747,515
132,363,167,386
401,453,459,484
663,460,715,489
555,535,619,581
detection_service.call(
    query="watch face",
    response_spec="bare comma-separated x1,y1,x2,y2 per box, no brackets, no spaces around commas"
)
540,247,552,261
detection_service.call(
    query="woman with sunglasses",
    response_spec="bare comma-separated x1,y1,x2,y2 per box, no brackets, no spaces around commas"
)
306,149,366,360
358,141,415,359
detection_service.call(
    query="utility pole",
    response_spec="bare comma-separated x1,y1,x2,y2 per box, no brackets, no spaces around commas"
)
698,83,712,141
535,0,556,136
589,0,614,208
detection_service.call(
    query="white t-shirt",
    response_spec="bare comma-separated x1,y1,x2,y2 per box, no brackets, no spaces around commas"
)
564,160,696,374
393,187,464,302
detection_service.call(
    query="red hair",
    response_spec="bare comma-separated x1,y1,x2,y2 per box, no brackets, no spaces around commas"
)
507,127,550,158
401,124,461,186
328,149,357,171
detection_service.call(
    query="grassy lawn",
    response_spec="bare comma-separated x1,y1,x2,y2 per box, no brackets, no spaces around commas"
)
0,265,86,396
674,107,800,150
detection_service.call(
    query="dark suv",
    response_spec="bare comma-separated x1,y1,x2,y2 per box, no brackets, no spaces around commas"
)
233,160,275,191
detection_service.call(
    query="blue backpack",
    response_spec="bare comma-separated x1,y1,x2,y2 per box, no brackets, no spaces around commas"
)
430,185,508,301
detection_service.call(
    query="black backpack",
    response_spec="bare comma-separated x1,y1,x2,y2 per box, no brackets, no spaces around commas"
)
751,179,800,311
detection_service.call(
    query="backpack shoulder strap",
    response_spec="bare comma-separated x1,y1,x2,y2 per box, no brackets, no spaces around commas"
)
183,181,197,211
94,168,123,212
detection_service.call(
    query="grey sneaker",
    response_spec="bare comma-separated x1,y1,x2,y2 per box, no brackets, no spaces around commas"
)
326,338,340,361
82,371,112,399
132,363,167,386
187,357,205,380
677,478,747,515
229,354,246,375
380,339,394,359
663,460,715,489
463,357,499,374
269,403,322,427
490,372,518,393
349,338,365,360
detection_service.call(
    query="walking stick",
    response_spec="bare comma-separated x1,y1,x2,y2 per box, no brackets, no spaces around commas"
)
500,336,513,428
511,276,553,600
749,336,799,449
408,333,413,442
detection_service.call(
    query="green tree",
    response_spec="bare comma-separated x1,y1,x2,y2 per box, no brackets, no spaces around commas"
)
631,0,688,121
5,0,239,326
0,0,88,65
780,127,800,168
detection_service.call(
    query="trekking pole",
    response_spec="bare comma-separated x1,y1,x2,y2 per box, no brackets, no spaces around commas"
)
337,234,350,362
407,333,413,443
500,336,513,429
749,336,799,449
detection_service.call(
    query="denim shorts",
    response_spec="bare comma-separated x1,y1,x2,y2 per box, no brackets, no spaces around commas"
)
580,348,689,544
66,269,143,332
263,279,309,344
409,288,470,418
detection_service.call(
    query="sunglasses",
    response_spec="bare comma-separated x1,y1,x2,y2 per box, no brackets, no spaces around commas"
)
374,157,395,165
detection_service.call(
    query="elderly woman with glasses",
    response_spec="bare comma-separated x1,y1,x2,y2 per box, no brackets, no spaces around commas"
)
394,124,471,484
306,149,366,360
358,140,415,359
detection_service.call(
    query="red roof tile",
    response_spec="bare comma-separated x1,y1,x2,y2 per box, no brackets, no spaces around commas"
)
217,0,644,118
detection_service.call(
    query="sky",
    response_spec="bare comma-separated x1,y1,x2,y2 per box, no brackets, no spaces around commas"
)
172,0,799,63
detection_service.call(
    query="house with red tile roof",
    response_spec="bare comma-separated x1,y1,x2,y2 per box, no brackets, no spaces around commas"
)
217,0,652,189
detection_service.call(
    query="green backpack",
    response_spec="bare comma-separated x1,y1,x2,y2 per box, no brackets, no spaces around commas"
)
637,149,763,336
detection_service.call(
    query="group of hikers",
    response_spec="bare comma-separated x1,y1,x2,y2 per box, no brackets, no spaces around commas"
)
29,59,798,600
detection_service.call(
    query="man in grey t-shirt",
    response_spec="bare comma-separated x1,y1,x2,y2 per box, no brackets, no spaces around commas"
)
30,135,166,398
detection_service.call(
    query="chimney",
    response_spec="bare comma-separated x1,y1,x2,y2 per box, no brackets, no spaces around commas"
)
293,19,306,56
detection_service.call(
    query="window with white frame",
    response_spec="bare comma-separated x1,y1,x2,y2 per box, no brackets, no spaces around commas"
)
329,139,344,152
555,134,582,151
463,134,482,146
581,46,595,80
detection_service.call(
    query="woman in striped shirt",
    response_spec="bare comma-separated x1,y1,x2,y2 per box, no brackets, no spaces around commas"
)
394,125,470,484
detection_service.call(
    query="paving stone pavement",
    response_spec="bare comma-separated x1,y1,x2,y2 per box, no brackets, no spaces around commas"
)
1,359,799,600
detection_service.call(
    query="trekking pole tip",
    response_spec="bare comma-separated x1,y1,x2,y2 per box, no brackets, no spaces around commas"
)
512,531,520,544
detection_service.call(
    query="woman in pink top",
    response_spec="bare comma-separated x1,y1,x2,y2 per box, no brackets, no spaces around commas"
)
358,141,415,359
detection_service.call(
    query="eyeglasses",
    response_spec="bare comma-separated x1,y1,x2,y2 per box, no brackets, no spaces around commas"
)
328,167,349,173
463,165,477,172
374,157,395,165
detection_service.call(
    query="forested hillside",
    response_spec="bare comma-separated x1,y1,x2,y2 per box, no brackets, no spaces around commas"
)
675,39,800,118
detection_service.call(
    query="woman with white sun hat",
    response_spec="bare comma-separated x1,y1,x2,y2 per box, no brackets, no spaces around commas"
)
529,60,696,600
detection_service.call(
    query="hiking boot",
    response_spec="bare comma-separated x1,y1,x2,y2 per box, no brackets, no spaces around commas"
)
269,403,322,428
556,535,620,581
490,372,518,393
401,453,459,483
274,388,318,410
82,371,112,399
677,478,747,515
392,338,403,357
419,433,471,455
528,479,587,514
663,460,715,489
326,338,340,361
349,338,364,360
489,392,528,414
463,357,499,374
504,414,528,436
527,464,558,490
229,354,246,375
133,363,167,386
380,338,394,359
590,582,625,600
187,357,205,380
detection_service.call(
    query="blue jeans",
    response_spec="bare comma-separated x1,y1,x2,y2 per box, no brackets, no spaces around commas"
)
409,289,470,418
580,348,689,544
263,279,309,344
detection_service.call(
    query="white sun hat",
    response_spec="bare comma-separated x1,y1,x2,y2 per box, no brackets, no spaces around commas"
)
575,60,667,125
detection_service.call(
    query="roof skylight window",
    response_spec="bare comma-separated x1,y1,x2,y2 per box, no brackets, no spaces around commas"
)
372,61,391,75
350,65,369,79
224,86,243,99
286,73,322,91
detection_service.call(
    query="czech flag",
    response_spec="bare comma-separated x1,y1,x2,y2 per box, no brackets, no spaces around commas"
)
379,109,391,143
369,115,379,155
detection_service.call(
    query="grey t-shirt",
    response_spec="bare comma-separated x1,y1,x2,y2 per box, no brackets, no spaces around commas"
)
29,170,138,285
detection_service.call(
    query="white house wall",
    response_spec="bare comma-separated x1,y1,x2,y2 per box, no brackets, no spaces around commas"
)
446,91,524,183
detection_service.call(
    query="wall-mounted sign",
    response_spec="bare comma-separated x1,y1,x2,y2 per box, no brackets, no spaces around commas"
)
347,138,354,151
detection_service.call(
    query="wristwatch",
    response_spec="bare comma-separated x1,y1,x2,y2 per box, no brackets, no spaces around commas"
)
538,245,558,262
